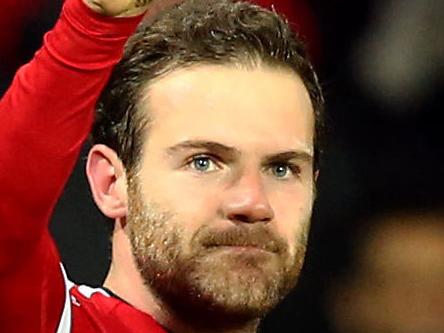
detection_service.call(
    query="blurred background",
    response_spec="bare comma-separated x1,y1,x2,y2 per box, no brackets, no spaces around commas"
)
2,0,444,332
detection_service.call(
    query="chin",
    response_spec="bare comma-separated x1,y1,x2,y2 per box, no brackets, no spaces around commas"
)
156,254,299,322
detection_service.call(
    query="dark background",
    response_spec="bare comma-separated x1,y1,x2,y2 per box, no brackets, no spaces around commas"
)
2,1,443,332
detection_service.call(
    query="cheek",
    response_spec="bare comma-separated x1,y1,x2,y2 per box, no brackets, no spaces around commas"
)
270,187,313,251
162,177,222,230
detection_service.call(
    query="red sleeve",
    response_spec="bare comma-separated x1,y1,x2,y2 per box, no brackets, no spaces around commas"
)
0,0,143,331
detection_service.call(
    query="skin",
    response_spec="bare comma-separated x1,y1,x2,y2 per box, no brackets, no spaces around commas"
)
82,0,182,18
87,64,316,333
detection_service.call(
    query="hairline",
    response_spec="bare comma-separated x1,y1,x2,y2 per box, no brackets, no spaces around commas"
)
137,55,310,104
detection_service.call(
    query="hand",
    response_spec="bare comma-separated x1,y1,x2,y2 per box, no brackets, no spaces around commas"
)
83,0,155,17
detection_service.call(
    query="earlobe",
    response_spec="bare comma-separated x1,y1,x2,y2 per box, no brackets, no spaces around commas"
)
86,144,128,219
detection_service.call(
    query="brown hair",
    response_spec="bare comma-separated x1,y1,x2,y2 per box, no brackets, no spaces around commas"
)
92,0,324,172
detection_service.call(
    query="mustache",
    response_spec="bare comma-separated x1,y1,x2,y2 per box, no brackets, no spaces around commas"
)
193,224,288,254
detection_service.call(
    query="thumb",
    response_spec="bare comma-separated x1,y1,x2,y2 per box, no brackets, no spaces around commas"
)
83,0,152,17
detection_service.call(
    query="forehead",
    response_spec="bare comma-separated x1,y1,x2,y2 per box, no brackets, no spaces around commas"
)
141,64,314,153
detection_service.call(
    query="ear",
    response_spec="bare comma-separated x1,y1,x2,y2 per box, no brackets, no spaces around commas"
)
86,144,128,220
314,170,320,182
312,169,320,201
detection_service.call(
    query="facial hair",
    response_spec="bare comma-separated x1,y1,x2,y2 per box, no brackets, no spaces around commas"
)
126,176,311,325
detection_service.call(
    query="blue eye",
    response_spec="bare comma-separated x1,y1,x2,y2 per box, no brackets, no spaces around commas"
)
193,157,210,171
189,156,218,172
272,164,290,178
270,163,300,179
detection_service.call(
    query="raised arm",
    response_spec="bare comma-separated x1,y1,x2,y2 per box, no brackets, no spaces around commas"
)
0,0,149,331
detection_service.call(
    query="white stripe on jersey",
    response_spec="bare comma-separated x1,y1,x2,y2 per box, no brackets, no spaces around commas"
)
57,264,73,333
77,285,110,299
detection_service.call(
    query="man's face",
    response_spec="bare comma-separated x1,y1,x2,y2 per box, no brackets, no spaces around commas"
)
127,64,315,319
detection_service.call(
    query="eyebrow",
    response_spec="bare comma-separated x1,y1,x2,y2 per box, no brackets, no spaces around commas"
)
264,151,313,164
166,140,241,159
166,140,313,163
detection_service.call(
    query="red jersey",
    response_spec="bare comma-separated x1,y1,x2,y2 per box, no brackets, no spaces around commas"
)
0,0,167,332
68,282,167,332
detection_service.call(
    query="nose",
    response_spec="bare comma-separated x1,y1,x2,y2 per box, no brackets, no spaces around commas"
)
220,171,274,224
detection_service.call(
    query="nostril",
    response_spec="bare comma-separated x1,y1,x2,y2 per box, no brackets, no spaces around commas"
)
229,213,253,223
228,213,272,224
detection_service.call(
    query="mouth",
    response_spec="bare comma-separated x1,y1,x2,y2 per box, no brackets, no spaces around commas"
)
206,244,276,255
196,226,286,255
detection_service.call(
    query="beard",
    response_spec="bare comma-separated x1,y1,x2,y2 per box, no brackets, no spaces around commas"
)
126,177,310,325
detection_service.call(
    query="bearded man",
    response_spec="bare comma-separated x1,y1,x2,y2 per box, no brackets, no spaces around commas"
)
0,0,323,332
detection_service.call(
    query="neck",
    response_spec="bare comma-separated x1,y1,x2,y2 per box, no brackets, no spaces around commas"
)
103,220,260,333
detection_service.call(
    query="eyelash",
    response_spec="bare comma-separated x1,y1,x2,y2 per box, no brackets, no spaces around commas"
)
185,154,221,172
184,154,302,179
267,162,302,179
